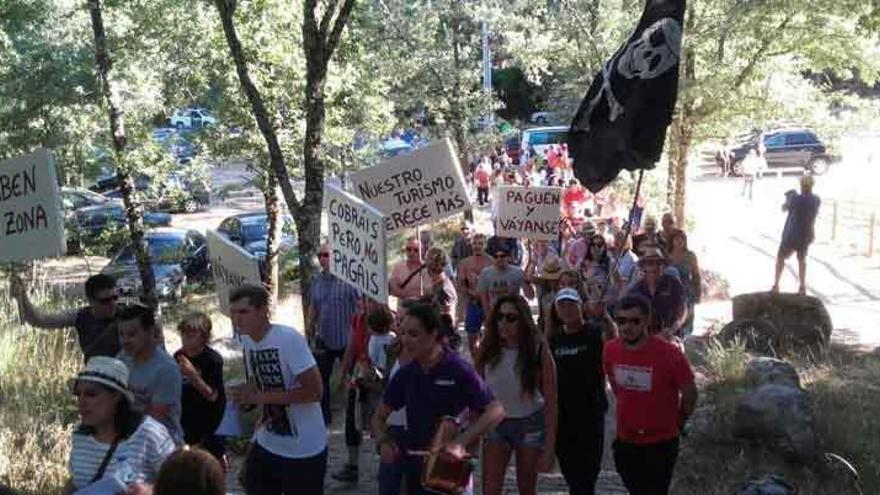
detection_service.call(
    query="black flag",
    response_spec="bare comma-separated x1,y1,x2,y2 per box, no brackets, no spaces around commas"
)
569,0,686,193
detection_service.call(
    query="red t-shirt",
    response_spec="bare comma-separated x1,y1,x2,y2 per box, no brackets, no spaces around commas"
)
349,312,369,364
476,169,490,187
603,336,695,444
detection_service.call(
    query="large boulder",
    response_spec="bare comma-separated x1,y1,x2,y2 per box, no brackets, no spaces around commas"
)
733,383,817,459
719,292,832,352
745,357,801,389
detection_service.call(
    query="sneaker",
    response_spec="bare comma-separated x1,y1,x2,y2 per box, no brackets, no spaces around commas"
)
331,464,359,483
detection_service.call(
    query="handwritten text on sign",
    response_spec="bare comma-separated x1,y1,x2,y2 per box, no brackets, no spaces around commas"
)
324,183,387,304
0,149,65,263
350,139,470,233
496,186,562,241
206,230,262,315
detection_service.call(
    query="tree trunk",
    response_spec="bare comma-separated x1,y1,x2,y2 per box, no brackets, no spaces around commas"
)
666,147,676,211
262,170,280,306
87,0,156,308
672,3,697,226
449,17,473,222
300,0,356,318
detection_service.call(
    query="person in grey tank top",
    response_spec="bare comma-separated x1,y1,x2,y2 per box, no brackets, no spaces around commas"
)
476,295,557,495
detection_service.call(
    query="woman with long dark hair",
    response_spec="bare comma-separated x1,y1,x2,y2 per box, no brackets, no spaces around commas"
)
477,295,557,495
65,357,175,494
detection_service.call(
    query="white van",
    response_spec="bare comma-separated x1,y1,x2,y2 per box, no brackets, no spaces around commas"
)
519,126,568,165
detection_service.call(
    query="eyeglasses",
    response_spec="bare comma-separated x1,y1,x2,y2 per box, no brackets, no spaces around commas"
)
498,312,519,324
615,316,644,326
405,247,420,253
96,295,119,304
318,253,330,258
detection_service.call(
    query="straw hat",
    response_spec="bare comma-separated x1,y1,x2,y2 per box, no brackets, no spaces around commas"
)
74,356,134,402
638,246,666,264
537,255,563,280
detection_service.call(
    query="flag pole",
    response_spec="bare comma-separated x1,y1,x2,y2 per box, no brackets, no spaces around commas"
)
598,170,645,304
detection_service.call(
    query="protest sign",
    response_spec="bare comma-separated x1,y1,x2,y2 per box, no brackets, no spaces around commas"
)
495,186,563,241
206,230,262,315
0,149,65,263
324,182,387,304
350,139,470,233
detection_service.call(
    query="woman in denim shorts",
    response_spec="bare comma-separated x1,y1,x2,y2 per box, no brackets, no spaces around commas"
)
476,295,558,495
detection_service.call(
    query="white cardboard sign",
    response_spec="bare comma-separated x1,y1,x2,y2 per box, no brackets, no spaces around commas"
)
495,186,563,241
0,149,66,262
324,182,387,304
206,230,262,315
350,139,470,233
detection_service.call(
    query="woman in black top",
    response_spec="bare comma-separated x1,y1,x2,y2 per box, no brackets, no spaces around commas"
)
548,288,614,495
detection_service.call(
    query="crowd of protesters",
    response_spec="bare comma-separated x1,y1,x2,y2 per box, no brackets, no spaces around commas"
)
7,131,712,495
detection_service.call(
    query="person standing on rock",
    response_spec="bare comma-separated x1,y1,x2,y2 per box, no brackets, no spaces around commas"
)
772,176,821,295
604,295,697,495
10,273,122,362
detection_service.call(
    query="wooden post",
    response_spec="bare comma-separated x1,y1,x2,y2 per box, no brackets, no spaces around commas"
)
832,200,838,242
869,212,876,258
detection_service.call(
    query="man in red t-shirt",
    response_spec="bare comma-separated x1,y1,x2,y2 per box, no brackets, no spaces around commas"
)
603,294,698,495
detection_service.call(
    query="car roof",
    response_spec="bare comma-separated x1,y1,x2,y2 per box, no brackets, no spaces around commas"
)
146,228,193,239
522,125,568,133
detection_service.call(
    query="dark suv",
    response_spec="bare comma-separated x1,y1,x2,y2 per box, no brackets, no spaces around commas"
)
730,129,832,175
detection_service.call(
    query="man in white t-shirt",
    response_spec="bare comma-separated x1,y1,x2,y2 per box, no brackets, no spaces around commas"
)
228,284,327,495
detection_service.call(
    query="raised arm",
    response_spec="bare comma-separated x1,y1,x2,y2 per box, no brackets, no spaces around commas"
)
10,275,77,329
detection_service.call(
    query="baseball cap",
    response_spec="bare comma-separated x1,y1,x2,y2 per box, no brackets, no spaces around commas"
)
555,288,582,305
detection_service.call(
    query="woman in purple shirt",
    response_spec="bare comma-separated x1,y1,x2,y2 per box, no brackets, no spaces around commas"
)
372,300,506,495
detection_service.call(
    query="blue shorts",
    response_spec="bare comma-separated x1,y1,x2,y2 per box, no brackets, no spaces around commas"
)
464,302,485,335
486,409,545,449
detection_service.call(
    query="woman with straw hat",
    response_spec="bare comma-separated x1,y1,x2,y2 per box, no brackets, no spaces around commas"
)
65,357,174,494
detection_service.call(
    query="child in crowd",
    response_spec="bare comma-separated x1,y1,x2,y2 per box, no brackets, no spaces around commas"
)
173,313,226,465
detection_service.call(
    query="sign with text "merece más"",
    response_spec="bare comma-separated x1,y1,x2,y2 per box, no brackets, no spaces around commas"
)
0,149,66,263
350,139,470,233
324,182,387,304
495,186,563,241
206,230,262,315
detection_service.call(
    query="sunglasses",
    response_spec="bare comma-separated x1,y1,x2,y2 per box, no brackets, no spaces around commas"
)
615,316,644,326
498,312,519,324
405,247,420,253
318,253,330,258
96,295,119,304
494,252,509,258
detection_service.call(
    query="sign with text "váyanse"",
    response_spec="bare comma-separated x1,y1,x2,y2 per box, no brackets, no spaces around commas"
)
495,186,563,241
206,230,263,315
0,149,66,263
350,139,470,233
324,182,388,304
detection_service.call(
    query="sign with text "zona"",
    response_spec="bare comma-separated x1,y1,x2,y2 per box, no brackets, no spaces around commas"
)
324,182,387,304
206,230,263,316
0,149,66,263
350,139,470,233
496,186,563,241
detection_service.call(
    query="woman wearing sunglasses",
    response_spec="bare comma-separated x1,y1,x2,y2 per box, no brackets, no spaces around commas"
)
549,288,613,495
476,295,557,495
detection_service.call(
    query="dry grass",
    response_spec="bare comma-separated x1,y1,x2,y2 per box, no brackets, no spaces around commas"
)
673,340,879,494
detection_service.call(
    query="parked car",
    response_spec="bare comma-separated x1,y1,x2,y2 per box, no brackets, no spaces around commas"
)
216,212,297,276
67,203,172,254
101,228,209,301
730,128,833,175
169,108,217,129
60,187,119,212
381,138,414,158
519,125,568,166
99,173,210,214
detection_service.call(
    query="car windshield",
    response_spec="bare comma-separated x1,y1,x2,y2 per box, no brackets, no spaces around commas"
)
242,222,268,241
115,237,185,264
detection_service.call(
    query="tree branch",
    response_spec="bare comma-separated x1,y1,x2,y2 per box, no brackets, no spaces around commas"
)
324,0,356,65
213,0,302,217
318,0,339,43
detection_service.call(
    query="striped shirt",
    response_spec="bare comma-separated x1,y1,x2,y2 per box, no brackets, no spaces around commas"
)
68,416,175,490
310,272,359,350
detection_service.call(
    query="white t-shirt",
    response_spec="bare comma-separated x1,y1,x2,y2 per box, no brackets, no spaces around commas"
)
69,416,174,490
241,324,327,459
368,333,397,372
